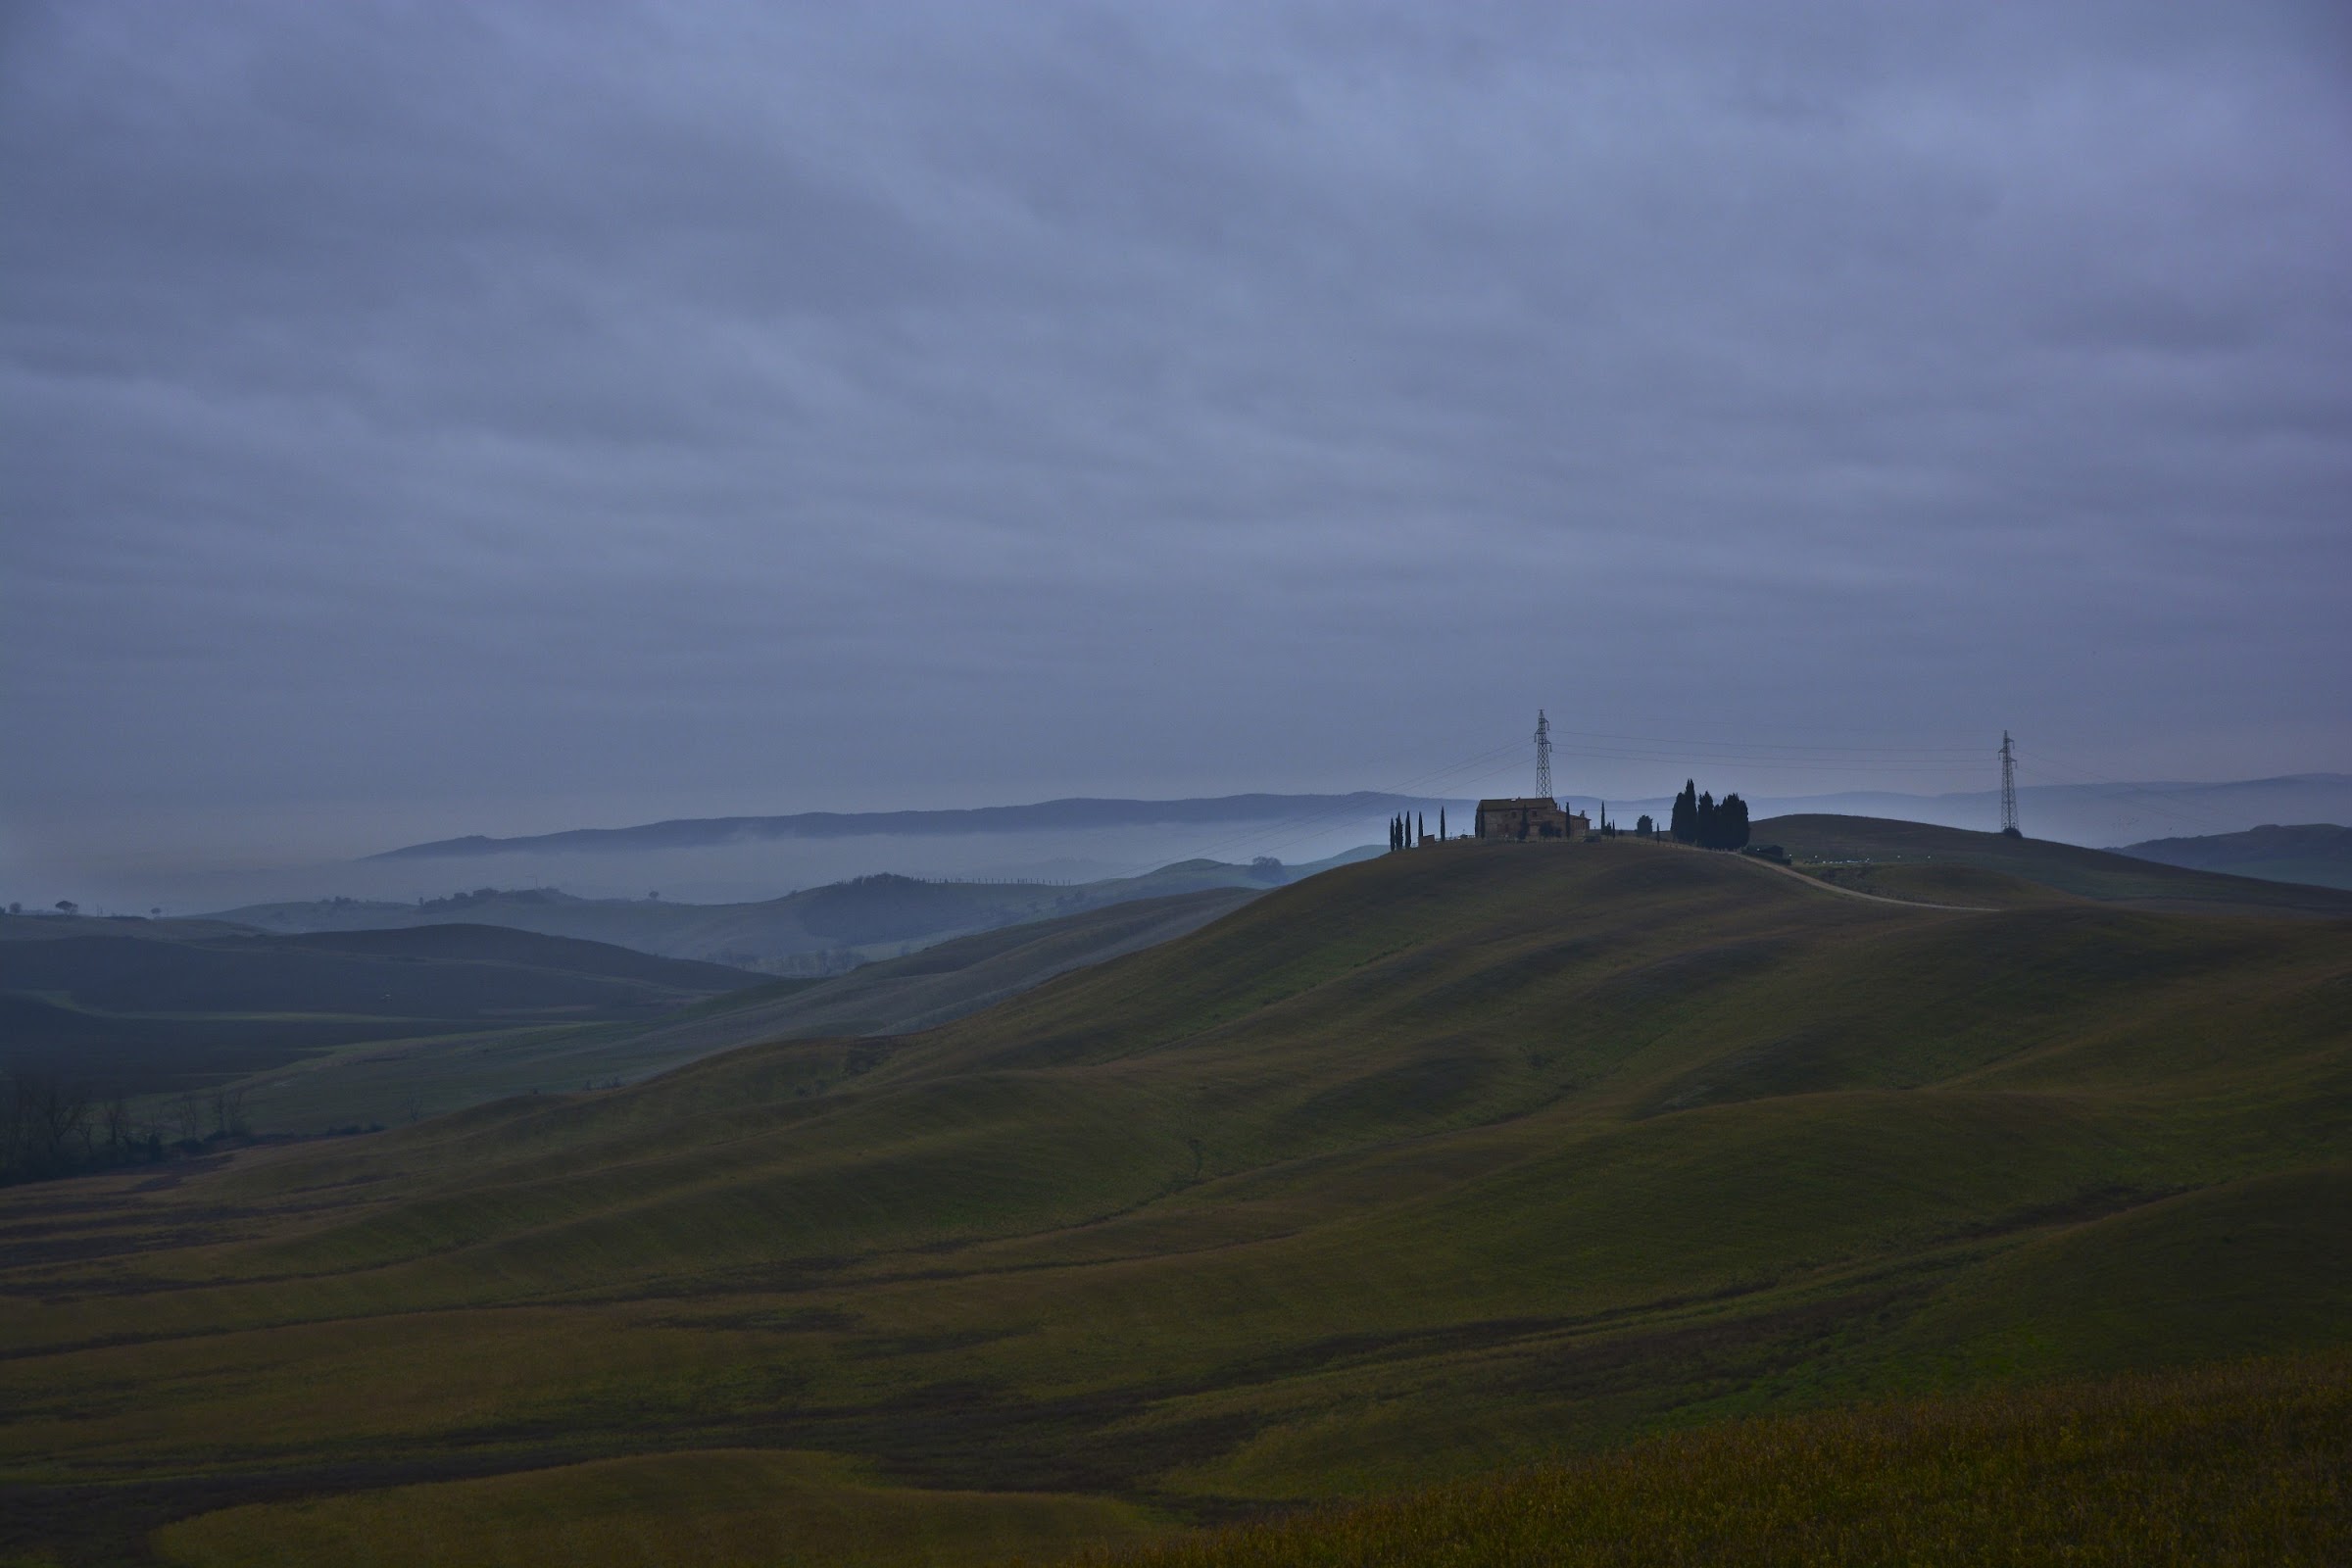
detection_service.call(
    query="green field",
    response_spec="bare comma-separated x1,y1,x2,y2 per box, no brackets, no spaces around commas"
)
1,834,2346,1563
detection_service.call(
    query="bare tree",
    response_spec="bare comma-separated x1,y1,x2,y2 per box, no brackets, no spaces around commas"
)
6,1071,92,1174
208,1086,250,1140
0,1070,24,1172
100,1087,133,1152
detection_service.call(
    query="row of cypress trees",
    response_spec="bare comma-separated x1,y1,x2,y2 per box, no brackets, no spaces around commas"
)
1668,780,1750,850
1389,809,1448,851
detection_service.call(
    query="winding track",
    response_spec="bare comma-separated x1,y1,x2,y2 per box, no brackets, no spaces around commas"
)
1691,841,1998,913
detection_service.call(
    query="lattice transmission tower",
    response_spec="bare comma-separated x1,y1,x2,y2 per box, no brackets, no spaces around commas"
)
1999,730,2020,837
1535,709,1553,802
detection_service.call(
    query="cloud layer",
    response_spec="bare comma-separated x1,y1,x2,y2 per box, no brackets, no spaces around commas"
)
5,1,2348,887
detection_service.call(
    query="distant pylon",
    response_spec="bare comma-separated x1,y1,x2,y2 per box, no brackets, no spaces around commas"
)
1535,710,1553,802
1999,731,2020,837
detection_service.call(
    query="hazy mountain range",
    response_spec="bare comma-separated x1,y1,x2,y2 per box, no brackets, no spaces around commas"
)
371,793,1434,858
201,851,1375,970
368,775,2352,864
42,776,2351,913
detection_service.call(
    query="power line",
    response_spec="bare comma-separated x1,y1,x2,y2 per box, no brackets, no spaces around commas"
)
1546,726,1984,757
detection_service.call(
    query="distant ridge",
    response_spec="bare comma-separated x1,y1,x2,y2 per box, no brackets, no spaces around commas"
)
368,776,2352,862
368,793,1454,859
2117,822,2352,893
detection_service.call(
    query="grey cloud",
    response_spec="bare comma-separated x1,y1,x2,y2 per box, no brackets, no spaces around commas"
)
3,1,2348,900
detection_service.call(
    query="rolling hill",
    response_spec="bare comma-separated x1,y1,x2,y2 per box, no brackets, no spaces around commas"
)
2119,822,2352,893
1,833,2346,1563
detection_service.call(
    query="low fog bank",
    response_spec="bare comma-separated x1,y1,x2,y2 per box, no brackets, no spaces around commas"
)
11,775,2344,918
20,819,1401,917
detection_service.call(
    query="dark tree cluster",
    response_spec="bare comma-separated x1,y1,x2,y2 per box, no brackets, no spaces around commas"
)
0,1066,271,1187
1668,780,1751,850
0,1068,174,1186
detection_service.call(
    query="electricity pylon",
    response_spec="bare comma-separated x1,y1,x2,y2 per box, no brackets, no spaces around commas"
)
1999,731,2020,837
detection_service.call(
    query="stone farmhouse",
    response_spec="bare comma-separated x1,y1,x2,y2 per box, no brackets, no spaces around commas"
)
1474,797,1591,841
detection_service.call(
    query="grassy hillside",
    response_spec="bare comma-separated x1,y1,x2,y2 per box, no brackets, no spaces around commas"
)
1075,1353,2349,1568
0,923,756,1099
206,854,1360,970
2121,822,2352,893
0,835,2346,1563
1762,812,2352,915
216,888,1260,1134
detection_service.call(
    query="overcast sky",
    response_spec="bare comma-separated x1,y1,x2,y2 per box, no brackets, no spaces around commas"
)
5,0,2349,884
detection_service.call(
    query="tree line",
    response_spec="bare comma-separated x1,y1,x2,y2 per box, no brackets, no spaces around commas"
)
1390,810,1448,850
1668,780,1751,850
1,1067,253,1187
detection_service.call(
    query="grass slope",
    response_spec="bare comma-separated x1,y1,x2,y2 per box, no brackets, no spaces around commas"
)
156,1449,1155,1568
1762,812,2352,915
0,835,2346,1563
1076,1353,2350,1568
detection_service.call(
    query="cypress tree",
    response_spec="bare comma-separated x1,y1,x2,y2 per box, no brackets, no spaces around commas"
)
1440,808,1446,840
1416,812,1425,846
1722,793,1750,850
1671,780,1697,843
1696,790,1717,848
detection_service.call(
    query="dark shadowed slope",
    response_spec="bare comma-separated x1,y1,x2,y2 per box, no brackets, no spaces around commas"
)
0,924,756,1096
2,835,2345,1563
1762,812,2352,915
2119,823,2352,893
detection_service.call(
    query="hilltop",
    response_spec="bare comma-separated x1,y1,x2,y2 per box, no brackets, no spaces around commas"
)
2,832,2345,1562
